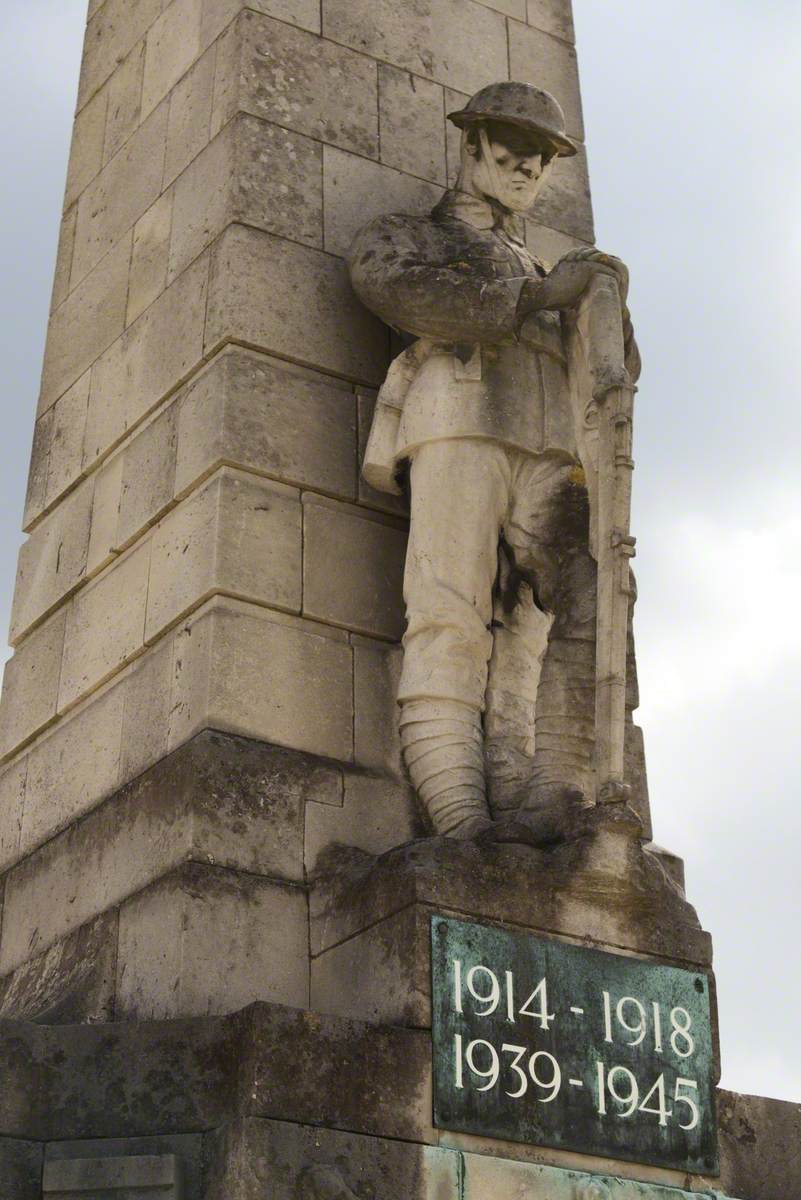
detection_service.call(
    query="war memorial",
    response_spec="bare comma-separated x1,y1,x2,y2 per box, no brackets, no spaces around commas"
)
0,1,798,1196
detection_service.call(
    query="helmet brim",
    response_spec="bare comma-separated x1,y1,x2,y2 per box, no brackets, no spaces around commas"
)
447,109,577,158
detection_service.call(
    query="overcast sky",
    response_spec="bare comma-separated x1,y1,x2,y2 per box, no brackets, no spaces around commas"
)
1,1,799,1105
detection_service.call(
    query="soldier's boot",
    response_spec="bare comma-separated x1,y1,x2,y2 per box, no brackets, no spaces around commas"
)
399,699,492,838
523,636,596,811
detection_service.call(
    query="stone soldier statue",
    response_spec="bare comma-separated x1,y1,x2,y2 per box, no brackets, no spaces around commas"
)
348,82,640,841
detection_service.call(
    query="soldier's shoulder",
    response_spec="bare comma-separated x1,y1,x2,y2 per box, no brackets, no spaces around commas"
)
347,212,437,263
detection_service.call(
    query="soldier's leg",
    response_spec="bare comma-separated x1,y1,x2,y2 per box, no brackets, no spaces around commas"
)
399,439,509,837
508,458,597,808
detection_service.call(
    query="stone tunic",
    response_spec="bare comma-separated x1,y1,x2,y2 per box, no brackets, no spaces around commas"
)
347,190,578,492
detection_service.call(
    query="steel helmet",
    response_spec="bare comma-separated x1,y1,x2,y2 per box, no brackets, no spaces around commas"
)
447,81,576,158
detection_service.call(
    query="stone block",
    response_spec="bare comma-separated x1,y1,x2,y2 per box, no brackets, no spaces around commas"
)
323,146,444,259
0,910,118,1024
39,232,131,416
146,468,302,639
64,87,107,210
71,99,168,286
205,224,388,387
527,0,574,41
104,40,147,163
310,814,713,964
46,1137,203,1200
22,408,53,531
59,539,151,710
719,1089,801,1200
201,0,323,47
227,11,379,157
461,1154,707,1200
357,389,409,517
85,252,209,466
116,402,178,548
163,44,215,186
142,0,204,119
378,65,447,185
311,905,429,1027
50,205,78,312
323,0,509,95
353,635,403,774
525,219,589,266
305,773,420,876
86,452,123,575
116,862,309,1018
77,0,162,111
44,371,90,509
175,348,358,501
0,608,67,759
0,1139,41,1200
169,113,323,279
169,598,353,762
210,1118,458,1200
479,0,525,15
531,142,594,242
508,19,584,141
119,633,174,782
0,759,26,874
303,496,407,639
19,679,124,870
127,189,174,325
42,1152,181,1197
10,476,94,644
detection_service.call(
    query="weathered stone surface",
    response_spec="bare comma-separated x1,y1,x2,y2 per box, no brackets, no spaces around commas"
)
461,1153,715,1200
479,0,526,17
22,408,53,531
116,863,309,1019
50,206,78,313
353,635,403,774
146,468,302,639
0,1138,41,1200
0,759,26,874
378,65,447,185
64,87,107,210
719,1090,801,1200
0,608,66,759
104,40,147,163
205,224,388,386
127,189,173,326
43,372,90,509
525,219,589,266
163,43,216,187
310,807,713,965
46,1137,203,1200
119,635,174,783
170,598,354,762
39,232,131,416
19,679,124,863
323,146,444,258
59,539,151,710
175,348,358,502
225,11,379,158
85,453,123,575
85,252,209,466
305,773,419,876
170,113,323,278
77,0,162,111
209,1118,458,1200
532,142,594,241
43,1151,181,1197
507,18,584,141
323,0,509,95
116,402,178,548
10,477,94,644
71,100,168,286
444,87,469,187
0,911,118,1025
302,496,407,639
527,0,575,41
142,0,204,119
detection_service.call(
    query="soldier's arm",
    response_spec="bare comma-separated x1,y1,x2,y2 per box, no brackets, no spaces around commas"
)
347,216,525,344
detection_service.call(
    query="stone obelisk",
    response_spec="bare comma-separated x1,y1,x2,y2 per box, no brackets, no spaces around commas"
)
0,2,796,1198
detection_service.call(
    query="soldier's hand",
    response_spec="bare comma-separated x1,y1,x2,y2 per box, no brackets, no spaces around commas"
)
560,246,630,304
518,256,619,314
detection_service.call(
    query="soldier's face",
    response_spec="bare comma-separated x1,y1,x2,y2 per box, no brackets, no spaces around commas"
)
470,123,554,213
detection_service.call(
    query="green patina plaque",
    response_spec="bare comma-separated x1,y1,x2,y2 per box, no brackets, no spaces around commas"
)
431,915,718,1174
